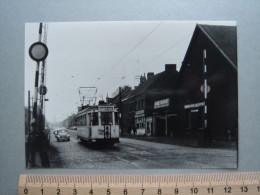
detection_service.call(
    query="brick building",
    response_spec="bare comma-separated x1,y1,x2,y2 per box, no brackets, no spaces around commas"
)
118,64,179,136
174,24,238,143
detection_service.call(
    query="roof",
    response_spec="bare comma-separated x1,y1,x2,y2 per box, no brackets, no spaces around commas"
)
181,24,237,71
129,73,162,98
108,87,132,104
197,24,237,68
129,68,178,98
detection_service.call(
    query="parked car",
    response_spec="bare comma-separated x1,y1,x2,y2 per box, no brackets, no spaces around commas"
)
56,129,70,142
70,126,77,130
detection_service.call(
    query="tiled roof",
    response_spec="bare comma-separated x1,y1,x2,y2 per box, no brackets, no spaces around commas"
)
108,87,132,104
129,69,178,98
129,73,162,98
198,24,237,68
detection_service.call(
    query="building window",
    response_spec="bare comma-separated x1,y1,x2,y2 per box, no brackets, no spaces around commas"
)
141,99,144,109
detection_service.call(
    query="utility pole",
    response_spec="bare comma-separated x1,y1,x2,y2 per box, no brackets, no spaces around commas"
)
32,23,43,134
28,90,31,135
119,87,123,135
202,49,209,146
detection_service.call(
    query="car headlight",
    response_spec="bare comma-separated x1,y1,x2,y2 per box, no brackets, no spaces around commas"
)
66,134,70,137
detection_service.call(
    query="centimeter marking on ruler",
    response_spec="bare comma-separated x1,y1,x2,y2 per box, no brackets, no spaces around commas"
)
19,172,260,195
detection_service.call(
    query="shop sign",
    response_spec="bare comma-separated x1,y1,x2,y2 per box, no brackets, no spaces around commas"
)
146,117,152,122
184,102,205,109
154,98,170,109
135,110,144,117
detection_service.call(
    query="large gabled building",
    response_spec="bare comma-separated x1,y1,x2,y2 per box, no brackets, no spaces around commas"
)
174,24,238,143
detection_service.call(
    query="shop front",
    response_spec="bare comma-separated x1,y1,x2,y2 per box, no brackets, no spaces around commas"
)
152,98,176,137
134,110,146,135
145,117,153,136
184,102,205,131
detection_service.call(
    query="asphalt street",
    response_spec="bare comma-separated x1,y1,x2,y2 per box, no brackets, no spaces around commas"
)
49,130,237,169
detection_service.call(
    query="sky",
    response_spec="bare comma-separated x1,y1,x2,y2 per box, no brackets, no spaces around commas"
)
25,21,236,123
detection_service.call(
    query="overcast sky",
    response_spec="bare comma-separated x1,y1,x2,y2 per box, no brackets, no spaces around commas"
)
25,21,236,123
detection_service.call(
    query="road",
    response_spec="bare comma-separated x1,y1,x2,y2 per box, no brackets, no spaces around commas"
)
48,130,237,169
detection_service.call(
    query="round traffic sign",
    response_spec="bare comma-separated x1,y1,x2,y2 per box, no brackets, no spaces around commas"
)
200,85,210,94
29,42,48,62
39,85,47,95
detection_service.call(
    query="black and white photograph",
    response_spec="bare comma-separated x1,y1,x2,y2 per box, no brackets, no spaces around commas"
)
24,21,238,169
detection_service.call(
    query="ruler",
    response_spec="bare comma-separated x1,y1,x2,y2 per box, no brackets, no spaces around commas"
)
19,172,260,195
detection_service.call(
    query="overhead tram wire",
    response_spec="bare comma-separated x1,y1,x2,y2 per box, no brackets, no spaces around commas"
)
92,21,164,87
134,33,191,73
108,33,192,90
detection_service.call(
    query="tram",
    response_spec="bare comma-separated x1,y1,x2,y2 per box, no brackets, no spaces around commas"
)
75,103,120,145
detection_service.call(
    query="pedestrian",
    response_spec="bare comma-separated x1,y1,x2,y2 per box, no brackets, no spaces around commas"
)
127,125,131,135
133,125,137,135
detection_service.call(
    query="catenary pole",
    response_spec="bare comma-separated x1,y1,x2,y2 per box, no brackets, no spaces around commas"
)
28,91,31,134
32,23,43,133
30,23,43,167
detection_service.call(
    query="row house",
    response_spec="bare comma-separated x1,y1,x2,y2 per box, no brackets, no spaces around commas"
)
109,24,237,144
111,64,179,136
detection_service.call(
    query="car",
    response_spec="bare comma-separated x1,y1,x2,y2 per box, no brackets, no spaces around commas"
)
56,129,70,142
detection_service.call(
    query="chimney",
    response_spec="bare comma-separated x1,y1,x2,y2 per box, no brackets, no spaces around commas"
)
165,64,177,73
140,74,146,84
147,72,154,79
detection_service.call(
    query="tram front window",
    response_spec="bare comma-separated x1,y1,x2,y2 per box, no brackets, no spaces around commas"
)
101,112,113,125
115,112,119,125
92,112,99,126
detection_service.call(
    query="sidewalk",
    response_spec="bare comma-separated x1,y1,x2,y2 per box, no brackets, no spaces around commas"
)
120,134,237,149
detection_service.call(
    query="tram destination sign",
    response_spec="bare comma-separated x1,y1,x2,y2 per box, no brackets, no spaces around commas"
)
99,107,114,112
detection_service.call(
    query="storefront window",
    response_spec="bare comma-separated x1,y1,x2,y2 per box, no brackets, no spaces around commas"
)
185,110,191,129
135,117,146,129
